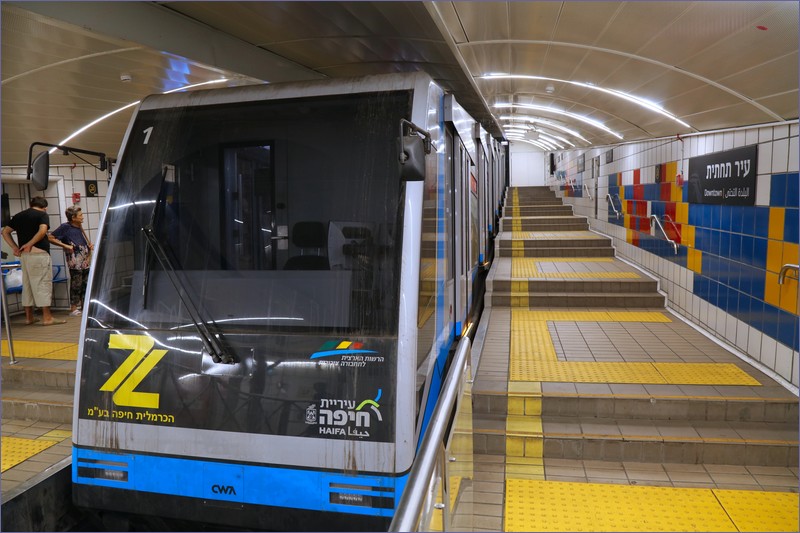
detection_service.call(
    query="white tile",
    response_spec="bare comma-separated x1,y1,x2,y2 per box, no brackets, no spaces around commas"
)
759,127,774,143
747,329,762,360
714,133,725,152
86,197,100,214
792,351,799,387
772,138,789,173
760,335,777,369
733,130,747,148
745,128,759,146
715,307,727,335
773,124,790,140
724,314,738,345
723,131,734,150
788,136,798,173
755,174,771,206
757,143,773,175
791,123,799,137
774,342,793,382
735,319,748,351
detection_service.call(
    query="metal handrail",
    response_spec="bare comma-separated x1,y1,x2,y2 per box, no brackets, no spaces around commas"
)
662,214,682,240
0,265,17,364
605,193,621,219
389,336,471,532
778,264,799,285
582,182,592,200
650,215,678,255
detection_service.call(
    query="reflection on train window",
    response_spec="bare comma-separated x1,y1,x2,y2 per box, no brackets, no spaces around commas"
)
92,91,409,335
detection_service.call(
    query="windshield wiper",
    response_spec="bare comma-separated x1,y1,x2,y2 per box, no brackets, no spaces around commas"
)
140,226,235,364
141,165,235,365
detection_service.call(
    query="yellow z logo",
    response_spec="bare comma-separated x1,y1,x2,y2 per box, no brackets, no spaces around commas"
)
100,334,167,409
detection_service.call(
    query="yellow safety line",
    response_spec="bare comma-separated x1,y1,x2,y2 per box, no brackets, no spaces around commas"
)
511,258,640,279
504,479,799,532
1,340,77,360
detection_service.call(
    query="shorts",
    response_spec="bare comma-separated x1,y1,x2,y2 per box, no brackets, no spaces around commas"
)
20,252,53,308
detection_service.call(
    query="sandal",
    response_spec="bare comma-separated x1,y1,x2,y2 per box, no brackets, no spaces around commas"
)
42,319,67,326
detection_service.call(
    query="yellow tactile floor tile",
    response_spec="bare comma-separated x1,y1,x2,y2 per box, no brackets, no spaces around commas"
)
1,340,77,360
713,489,799,532
538,272,641,279
511,319,557,363
39,429,72,441
509,231,604,240
655,363,761,386
1,436,58,472
506,414,543,436
514,310,671,323
504,479,740,532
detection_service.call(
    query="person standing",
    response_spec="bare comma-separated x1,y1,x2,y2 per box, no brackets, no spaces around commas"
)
1,196,70,325
51,206,93,316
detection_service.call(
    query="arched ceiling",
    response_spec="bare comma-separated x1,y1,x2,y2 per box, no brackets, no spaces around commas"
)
2,1,797,167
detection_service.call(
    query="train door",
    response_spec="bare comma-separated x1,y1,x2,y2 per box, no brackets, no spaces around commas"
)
450,127,466,337
222,144,276,270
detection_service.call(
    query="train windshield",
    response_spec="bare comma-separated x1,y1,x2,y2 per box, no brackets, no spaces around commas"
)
89,91,409,336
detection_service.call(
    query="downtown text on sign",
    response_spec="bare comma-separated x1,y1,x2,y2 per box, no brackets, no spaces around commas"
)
687,145,758,206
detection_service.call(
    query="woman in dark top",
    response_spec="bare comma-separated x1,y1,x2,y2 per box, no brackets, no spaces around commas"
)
52,206,93,316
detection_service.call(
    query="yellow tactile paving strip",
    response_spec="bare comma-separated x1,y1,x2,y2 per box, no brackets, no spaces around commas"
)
1,437,59,472
713,489,800,532
1,340,78,360
504,479,800,532
509,310,760,385
508,231,604,240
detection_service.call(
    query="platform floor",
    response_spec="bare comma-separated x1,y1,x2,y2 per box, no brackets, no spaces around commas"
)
1,311,78,498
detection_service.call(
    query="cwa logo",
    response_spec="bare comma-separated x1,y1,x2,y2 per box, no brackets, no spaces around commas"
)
211,484,237,495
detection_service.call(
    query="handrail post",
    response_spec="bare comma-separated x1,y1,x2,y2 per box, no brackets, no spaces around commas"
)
0,267,17,364
778,264,799,285
650,214,678,255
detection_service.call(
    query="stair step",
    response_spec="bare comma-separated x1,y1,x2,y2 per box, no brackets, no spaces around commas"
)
489,292,666,307
498,238,611,249
473,414,799,466
472,392,800,423
2,364,75,390
2,384,73,424
505,207,574,216
498,247,616,258
490,279,659,293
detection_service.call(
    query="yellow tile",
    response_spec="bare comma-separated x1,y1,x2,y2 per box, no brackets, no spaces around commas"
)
40,429,72,440
713,489,798,533
524,437,543,458
1,340,77,360
624,214,631,229
765,272,782,307
504,480,739,532
507,397,525,415
682,225,695,248
508,381,542,395
778,275,798,314
769,207,785,240
506,436,524,457
783,242,799,265
1,437,58,472
665,161,678,183
506,414,542,435
654,363,760,386
767,240,784,273
525,397,542,416
618,180,625,200
671,184,682,202
676,203,689,225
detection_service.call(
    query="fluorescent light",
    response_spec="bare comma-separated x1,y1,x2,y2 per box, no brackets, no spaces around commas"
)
480,74,690,128
495,103,622,139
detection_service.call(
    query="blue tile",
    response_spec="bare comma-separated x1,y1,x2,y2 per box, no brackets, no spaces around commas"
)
752,237,768,270
786,172,799,208
682,186,688,203
740,207,756,236
701,205,712,228
651,202,664,218
749,299,764,330
751,269,765,300
730,206,744,234
726,287,739,314
784,208,799,244
689,205,701,226
740,235,754,264
695,275,707,300
753,207,770,238
708,280,719,307
770,173,788,207
777,310,798,351
719,231,731,259
737,292,751,323
710,205,721,229
730,261,742,290
729,234,742,263
720,205,733,232
761,303,780,338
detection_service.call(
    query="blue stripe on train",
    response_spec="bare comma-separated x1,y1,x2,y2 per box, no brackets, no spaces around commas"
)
73,448,401,517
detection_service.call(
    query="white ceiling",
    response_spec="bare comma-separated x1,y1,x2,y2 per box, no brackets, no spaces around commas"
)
2,1,797,166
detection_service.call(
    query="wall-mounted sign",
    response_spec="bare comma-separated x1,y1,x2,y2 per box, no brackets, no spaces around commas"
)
605,149,613,164
687,145,757,205
86,180,98,198
577,153,585,173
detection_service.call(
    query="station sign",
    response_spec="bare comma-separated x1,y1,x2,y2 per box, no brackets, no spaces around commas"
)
687,145,758,205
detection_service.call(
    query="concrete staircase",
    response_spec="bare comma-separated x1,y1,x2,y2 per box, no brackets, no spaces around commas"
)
473,185,799,474
1,358,75,424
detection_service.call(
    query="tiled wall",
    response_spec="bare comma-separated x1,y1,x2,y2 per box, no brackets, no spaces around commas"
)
549,122,799,388
1,164,111,313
